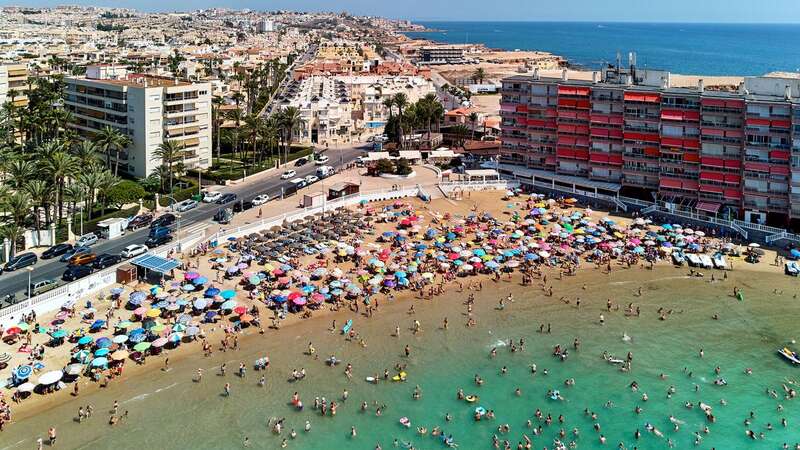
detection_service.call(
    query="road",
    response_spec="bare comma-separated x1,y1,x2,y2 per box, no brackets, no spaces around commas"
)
0,145,365,305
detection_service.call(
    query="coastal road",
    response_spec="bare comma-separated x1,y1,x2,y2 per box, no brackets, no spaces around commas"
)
0,145,365,304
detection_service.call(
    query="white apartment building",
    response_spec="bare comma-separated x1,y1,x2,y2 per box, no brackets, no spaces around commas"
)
0,63,29,107
278,76,353,145
64,66,212,178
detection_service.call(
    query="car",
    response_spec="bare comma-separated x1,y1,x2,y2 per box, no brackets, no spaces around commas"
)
216,193,237,204
62,265,93,282
233,200,254,213
127,214,154,230
281,170,297,179
151,213,176,229
42,243,73,260
92,253,122,269
4,253,37,272
145,234,173,248
252,194,270,206
203,191,223,203
315,155,330,165
60,245,90,262
121,244,149,259
355,155,368,166
294,157,309,167
68,253,97,266
289,178,307,190
149,226,172,240
75,232,98,247
174,199,198,212
305,175,320,184
28,279,58,297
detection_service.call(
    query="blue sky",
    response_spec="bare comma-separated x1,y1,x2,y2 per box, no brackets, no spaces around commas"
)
6,0,800,22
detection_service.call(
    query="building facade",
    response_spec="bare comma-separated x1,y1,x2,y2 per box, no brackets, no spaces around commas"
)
64,67,212,178
418,47,465,65
500,68,800,227
0,63,29,107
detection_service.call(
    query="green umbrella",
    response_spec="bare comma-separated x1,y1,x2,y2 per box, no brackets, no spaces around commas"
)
17,323,30,331
116,321,134,329
133,342,151,352
150,324,166,334
172,323,187,333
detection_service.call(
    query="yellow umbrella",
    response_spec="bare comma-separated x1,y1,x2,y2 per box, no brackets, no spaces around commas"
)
111,350,129,361
146,308,162,318
262,263,275,271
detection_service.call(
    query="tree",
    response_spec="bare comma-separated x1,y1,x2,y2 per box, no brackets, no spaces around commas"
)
375,159,394,175
395,157,412,176
105,180,145,209
94,126,131,176
211,95,225,162
393,93,408,149
24,179,53,242
96,170,120,216
152,139,183,194
279,106,302,164
451,124,470,150
42,151,79,223
468,112,479,140
472,67,486,84
242,114,266,167
71,140,102,167
0,224,24,257
167,49,185,76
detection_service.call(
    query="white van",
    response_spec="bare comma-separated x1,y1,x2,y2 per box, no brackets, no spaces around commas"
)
316,165,335,178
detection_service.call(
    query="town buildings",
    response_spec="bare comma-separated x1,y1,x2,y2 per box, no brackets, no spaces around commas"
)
500,67,800,226
0,64,29,107
64,66,212,178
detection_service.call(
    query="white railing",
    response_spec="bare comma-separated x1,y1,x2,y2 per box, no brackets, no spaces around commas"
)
0,230,208,328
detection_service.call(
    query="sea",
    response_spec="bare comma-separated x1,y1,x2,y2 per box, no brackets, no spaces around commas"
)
403,22,800,76
4,265,800,449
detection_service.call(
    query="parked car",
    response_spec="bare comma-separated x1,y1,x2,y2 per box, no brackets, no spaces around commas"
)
149,227,172,240
294,157,309,167
42,243,73,260
233,200,254,213
151,213,176,229
216,193,237,204
60,245,90,262
127,214,154,230
92,253,122,269
75,232,99,247
174,199,198,212
145,234,173,248
68,253,96,266
121,244,149,259
203,191,223,203
304,175,319,184
315,154,330,165
4,253,37,272
62,265,93,282
252,194,270,206
28,279,58,297
281,169,297,179
213,208,233,224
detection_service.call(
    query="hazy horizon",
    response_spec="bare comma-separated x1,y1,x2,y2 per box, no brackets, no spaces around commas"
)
3,0,800,24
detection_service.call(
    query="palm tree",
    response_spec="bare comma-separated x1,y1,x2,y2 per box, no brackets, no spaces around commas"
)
71,140,102,167
393,93,408,149
63,183,83,219
152,139,183,194
468,112,479,140
24,179,53,242
3,158,36,189
226,108,243,158
211,95,225,163
43,151,79,224
76,167,104,220
472,68,486,84
0,224,24,257
242,114,266,167
94,126,131,176
451,124,470,150
3,190,32,229
279,106,302,165
96,170,119,216
261,117,280,165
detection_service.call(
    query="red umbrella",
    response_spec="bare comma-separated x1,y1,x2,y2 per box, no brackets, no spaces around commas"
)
5,327,22,336
233,306,247,315
287,291,302,300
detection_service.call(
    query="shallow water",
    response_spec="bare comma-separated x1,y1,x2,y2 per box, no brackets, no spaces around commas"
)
5,265,800,449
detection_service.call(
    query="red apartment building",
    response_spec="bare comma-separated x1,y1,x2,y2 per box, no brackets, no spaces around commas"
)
500,67,800,227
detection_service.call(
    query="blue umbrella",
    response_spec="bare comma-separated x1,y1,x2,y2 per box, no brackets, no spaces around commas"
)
95,337,112,349
129,333,146,343
15,365,32,379
204,287,220,298
220,300,237,310
90,319,105,329
129,327,145,336
204,311,217,321
91,357,108,367
77,336,92,346
394,271,407,278
130,291,147,302
168,333,183,343
193,277,208,285
111,287,124,295
181,284,195,292
94,348,110,357
193,299,208,309
220,290,236,300
155,301,168,309
791,249,800,259
50,330,67,339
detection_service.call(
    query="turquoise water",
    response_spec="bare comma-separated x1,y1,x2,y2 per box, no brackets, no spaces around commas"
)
404,22,800,75
4,265,800,449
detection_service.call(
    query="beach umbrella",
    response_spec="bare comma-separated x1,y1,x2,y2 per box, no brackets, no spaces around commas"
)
133,342,151,352
128,333,146,343
181,284,195,292
15,365,33,379
94,348,110,357
17,382,36,393
166,303,180,312
111,350,129,361
204,288,220,298
129,291,147,302
152,337,168,348
116,321,134,329
185,271,200,280
186,326,200,337
150,324,166,334
233,306,248,315
111,287,125,295
193,276,208,285
95,337,112,349
64,364,83,376
205,311,218,321
0,352,11,364
220,290,236,300
173,323,187,333
220,300,237,310
72,350,91,363
50,329,67,339
90,357,109,367
168,332,183,343
112,335,128,344
134,306,147,316
146,308,162,318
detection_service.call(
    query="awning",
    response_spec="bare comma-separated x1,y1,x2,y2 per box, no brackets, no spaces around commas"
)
696,202,721,214
131,254,179,274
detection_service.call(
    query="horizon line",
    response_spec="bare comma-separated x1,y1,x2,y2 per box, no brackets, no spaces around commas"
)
405,19,800,25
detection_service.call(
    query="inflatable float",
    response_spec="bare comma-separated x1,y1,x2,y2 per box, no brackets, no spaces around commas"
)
392,371,407,382
465,395,478,403
342,319,353,334
399,417,411,428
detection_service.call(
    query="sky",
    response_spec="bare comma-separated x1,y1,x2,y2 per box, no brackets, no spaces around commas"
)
5,0,800,23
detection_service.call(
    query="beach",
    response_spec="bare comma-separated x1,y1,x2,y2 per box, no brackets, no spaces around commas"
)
2,191,800,449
